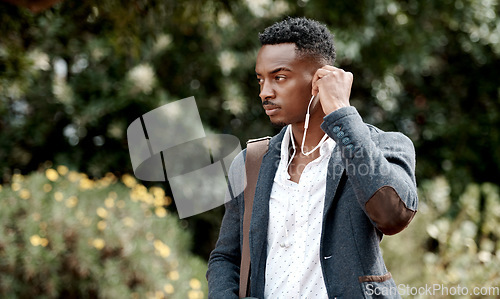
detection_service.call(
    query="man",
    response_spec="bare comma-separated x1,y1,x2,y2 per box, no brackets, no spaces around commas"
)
207,17,418,298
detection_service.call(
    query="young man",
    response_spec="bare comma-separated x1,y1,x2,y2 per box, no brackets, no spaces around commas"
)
207,17,418,298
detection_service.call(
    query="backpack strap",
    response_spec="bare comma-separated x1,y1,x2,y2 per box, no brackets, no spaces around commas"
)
239,137,270,298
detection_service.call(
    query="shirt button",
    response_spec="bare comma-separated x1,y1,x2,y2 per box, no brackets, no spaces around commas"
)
333,126,341,133
342,137,350,145
337,131,345,138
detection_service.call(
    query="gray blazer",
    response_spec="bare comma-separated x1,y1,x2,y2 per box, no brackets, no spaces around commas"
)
207,106,418,298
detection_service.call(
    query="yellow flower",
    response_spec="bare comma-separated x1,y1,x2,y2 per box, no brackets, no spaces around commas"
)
96,207,108,218
30,234,49,247
40,238,49,247
108,191,118,199
79,177,94,190
150,186,165,198
105,172,117,181
143,194,154,205
12,173,24,182
122,217,135,227
163,283,174,294
188,290,204,299
30,235,41,246
96,178,110,188
92,238,105,250
130,184,148,202
66,196,78,208
122,174,137,188
155,207,167,218
43,184,52,192
104,197,115,208
97,220,107,231
45,169,59,182
19,189,31,200
152,193,172,207
154,240,171,258
11,182,21,192
168,270,179,281
189,278,201,289
57,165,69,176
54,191,64,202
154,196,166,207
68,171,80,182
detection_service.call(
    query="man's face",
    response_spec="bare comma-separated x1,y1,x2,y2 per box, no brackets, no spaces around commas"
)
255,43,318,127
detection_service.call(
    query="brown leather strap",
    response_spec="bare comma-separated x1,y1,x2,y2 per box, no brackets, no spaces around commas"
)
239,138,270,298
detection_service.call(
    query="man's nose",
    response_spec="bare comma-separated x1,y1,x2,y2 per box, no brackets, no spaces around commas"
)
259,81,274,101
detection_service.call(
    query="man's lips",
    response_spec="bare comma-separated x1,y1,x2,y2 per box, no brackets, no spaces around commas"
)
263,104,281,116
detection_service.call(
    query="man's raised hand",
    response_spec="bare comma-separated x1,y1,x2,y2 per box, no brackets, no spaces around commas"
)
311,65,353,115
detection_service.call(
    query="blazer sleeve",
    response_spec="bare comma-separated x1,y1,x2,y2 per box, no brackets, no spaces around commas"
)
206,150,246,298
321,106,418,235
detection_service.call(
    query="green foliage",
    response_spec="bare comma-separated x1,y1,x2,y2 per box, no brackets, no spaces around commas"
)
1,0,500,282
0,167,207,298
1,0,499,196
382,177,500,298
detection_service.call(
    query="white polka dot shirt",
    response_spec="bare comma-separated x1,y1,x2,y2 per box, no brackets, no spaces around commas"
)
264,125,335,299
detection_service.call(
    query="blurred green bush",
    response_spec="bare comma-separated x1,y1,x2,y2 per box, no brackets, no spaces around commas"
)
2,165,498,298
0,165,207,298
382,177,500,298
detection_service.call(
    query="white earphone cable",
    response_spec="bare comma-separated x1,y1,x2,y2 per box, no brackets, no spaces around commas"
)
301,95,328,156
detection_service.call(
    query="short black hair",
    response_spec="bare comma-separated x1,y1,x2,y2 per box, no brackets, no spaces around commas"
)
258,17,336,65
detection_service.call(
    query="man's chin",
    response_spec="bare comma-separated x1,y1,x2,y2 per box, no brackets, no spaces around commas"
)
271,121,287,129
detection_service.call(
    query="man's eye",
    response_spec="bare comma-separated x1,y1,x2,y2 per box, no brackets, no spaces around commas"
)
257,78,263,84
275,76,286,81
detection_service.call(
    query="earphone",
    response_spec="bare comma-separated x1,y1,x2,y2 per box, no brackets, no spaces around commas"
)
301,94,328,156
285,94,329,172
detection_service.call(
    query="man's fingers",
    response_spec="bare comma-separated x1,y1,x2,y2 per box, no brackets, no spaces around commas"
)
311,68,333,95
311,65,354,114
312,66,347,83
320,65,336,72
312,68,332,81
312,67,352,95
311,67,354,103
314,68,353,83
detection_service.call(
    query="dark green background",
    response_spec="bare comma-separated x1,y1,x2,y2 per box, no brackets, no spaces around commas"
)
1,0,499,259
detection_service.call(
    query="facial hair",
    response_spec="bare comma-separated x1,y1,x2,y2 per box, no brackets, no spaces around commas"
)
271,121,287,129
